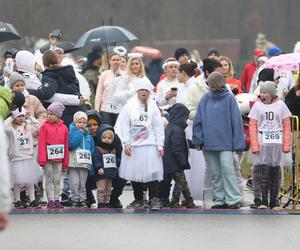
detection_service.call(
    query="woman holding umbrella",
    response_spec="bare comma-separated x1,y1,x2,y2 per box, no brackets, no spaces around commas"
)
94,52,123,126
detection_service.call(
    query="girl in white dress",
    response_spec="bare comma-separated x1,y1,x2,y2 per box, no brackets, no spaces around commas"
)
116,80,164,210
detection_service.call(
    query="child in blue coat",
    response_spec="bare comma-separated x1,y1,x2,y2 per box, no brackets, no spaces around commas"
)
68,111,95,208
193,71,245,209
91,125,120,208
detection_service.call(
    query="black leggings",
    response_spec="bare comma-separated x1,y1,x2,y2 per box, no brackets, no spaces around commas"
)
131,181,159,201
100,111,119,127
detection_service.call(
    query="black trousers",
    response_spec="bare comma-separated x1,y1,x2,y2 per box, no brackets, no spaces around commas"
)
159,173,172,200
131,181,159,200
100,111,119,127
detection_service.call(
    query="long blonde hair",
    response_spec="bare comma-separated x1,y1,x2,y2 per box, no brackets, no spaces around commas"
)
219,56,234,78
125,56,145,78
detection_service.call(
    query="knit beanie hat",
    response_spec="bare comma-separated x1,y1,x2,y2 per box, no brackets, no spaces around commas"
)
260,81,277,97
47,101,65,118
174,48,189,60
8,72,26,89
73,111,87,123
15,50,36,74
162,57,180,69
12,91,25,112
12,107,26,118
207,71,226,91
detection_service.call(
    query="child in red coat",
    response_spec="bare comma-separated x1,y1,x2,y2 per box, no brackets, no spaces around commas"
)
38,102,69,208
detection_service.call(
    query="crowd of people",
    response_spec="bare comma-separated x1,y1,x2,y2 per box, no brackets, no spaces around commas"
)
1,33,300,222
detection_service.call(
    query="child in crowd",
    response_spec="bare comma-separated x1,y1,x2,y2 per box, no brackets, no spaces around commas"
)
91,125,119,208
193,71,245,209
38,102,69,208
162,103,196,208
249,81,291,209
68,111,94,208
5,107,42,208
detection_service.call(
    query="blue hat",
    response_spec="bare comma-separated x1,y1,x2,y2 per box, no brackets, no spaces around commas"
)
268,47,283,57
174,48,189,60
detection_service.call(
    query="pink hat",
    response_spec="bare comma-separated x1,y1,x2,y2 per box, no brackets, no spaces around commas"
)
47,102,65,118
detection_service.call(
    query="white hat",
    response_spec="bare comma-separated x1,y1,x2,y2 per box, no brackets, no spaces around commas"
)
12,107,26,118
136,81,153,92
73,111,88,123
127,52,143,59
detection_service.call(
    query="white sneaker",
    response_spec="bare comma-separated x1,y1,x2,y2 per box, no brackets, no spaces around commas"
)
90,203,97,208
258,205,268,209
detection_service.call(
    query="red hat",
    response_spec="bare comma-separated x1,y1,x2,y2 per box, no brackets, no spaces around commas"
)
253,49,265,57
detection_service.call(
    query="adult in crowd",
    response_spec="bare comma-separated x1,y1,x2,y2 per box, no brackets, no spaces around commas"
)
29,50,86,127
219,56,242,95
94,52,123,126
240,49,265,93
113,54,152,107
0,118,10,231
156,57,181,110
207,49,220,60
82,51,101,103
174,48,190,65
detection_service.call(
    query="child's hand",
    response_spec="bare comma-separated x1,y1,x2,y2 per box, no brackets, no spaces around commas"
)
98,168,104,176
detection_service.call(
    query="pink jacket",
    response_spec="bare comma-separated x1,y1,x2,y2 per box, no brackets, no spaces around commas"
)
38,118,69,168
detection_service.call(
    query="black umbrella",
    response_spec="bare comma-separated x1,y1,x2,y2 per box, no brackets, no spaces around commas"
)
75,25,138,49
39,41,79,54
0,22,21,43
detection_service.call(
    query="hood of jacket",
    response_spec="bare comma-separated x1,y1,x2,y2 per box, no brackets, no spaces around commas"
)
207,88,230,100
168,103,189,128
15,50,36,74
95,124,115,150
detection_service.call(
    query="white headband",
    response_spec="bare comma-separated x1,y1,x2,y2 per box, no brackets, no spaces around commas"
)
128,52,143,59
162,60,180,69
114,46,127,56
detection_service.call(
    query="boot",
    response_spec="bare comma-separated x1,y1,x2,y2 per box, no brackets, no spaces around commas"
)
239,184,252,207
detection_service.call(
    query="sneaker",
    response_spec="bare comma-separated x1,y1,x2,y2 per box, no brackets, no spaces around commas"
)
109,199,123,208
78,201,88,208
54,200,64,208
47,200,56,209
90,203,98,208
150,197,161,211
211,204,228,209
126,200,144,209
258,205,268,209
97,203,109,208
160,199,171,208
14,200,23,209
185,201,197,209
60,193,69,203
29,200,41,209
250,198,262,209
71,201,78,208
227,203,241,209
170,202,181,208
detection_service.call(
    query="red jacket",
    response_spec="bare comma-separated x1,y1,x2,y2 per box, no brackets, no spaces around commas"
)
38,118,69,169
240,62,256,93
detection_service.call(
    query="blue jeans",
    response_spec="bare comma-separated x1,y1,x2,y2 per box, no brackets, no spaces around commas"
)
204,150,241,205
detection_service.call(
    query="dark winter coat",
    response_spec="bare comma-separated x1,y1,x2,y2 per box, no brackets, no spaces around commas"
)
90,125,121,181
29,65,86,126
163,103,191,174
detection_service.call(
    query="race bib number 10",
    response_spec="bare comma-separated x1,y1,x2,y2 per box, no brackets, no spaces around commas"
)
47,144,65,160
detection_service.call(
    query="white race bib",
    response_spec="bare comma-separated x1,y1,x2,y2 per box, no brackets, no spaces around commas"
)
103,154,117,169
262,131,282,144
106,102,119,113
17,135,31,150
47,144,65,160
76,149,92,165
132,114,148,126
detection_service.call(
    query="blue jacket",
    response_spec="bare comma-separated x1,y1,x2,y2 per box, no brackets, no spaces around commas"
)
68,123,95,153
192,89,245,151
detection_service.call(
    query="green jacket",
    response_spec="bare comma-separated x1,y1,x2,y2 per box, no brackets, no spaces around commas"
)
83,69,99,103
0,86,12,120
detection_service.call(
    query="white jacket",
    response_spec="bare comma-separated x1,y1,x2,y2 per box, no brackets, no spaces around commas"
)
0,119,11,212
185,75,209,119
